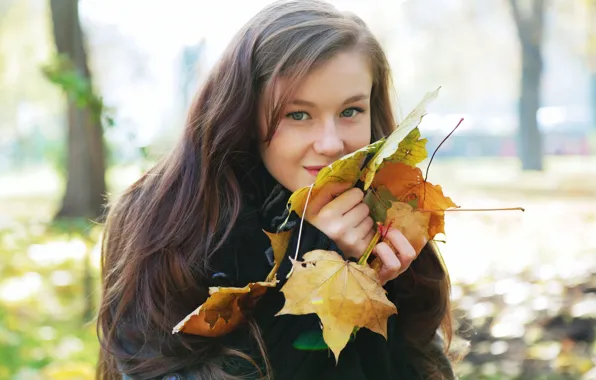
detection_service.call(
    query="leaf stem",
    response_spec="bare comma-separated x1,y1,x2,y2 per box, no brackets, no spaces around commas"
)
424,118,464,182
417,207,525,213
357,229,381,266
287,184,315,279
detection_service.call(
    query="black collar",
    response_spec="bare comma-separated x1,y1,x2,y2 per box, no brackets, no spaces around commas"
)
235,160,295,233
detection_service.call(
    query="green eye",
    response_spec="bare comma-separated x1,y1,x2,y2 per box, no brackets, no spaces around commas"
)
287,112,310,121
340,107,363,118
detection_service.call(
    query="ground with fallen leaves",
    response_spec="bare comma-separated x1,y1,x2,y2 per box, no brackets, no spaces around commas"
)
432,157,596,379
0,156,594,379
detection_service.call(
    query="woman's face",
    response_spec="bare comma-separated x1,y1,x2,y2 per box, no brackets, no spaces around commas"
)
258,51,373,192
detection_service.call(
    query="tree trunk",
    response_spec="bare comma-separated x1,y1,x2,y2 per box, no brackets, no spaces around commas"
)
519,36,543,170
509,0,545,171
49,0,106,220
590,73,596,131
589,1,596,131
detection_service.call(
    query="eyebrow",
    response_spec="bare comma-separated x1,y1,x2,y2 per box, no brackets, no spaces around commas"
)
289,94,369,107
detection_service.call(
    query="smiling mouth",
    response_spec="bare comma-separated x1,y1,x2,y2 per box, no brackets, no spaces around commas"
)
304,166,327,176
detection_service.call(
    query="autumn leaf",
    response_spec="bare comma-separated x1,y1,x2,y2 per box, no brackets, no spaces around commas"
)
173,281,277,337
264,229,293,281
385,201,430,254
363,186,397,223
385,127,428,167
276,250,397,362
372,162,458,238
283,140,384,224
361,87,440,189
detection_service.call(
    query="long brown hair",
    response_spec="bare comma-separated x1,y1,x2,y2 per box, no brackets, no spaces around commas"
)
97,1,453,379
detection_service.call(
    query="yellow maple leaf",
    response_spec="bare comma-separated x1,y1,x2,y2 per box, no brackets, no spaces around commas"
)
372,162,458,239
264,229,293,281
173,281,277,337
276,250,397,362
361,87,440,190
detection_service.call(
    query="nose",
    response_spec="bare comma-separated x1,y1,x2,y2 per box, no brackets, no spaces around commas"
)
312,117,344,157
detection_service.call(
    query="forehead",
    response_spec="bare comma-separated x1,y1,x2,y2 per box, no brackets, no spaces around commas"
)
277,51,373,105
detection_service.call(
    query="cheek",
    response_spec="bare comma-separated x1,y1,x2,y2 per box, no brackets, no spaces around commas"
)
260,128,313,191
345,120,372,151
261,131,300,168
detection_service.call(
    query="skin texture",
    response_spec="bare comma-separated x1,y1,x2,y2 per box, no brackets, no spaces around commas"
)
258,51,419,285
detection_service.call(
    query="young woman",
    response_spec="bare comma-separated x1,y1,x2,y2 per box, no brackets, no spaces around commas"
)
97,0,455,379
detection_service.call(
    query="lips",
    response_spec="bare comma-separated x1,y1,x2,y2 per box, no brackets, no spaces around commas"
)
304,165,328,176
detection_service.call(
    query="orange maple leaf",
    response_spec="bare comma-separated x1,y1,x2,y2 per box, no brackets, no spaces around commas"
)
173,281,276,337
372,162,458,238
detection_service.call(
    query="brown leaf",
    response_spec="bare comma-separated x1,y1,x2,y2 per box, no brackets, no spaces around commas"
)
276,250,397,362
372,162,458,238
173,281,277,337
385,201,430,254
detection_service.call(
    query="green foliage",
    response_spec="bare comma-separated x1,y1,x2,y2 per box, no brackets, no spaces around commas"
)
41,54,115,129
0,215,100,379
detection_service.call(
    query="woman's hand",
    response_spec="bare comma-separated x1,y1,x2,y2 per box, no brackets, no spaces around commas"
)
372,227,421,285
304,182,421,285
305,181,375,260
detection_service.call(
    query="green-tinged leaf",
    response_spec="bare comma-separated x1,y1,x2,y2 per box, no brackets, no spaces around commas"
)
406,198,419,209
363,186,397,223
386,127,428,167
282,139,384,226
361,87,440,189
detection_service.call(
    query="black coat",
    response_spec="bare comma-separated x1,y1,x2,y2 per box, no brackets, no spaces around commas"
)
119,164,455,380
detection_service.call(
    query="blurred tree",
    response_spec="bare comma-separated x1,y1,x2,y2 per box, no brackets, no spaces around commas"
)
0,0,58,153
48,0,106,220
588,0,596,130
509,0,545,171
0,0,16,20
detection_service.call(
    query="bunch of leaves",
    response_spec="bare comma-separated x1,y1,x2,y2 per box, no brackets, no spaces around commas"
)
173,87,447,341
273,87,462,361
173,87,522,361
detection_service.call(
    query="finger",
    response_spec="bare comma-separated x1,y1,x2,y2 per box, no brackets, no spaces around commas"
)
306,181,353,216
320,187,364,217
373,242,401,285
383,228,417,270
343,203,370,228
359,228,376,253
353,216,374,241
348,221,375,259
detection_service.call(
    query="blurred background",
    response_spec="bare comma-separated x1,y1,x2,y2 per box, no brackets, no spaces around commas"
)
1,0,595,379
